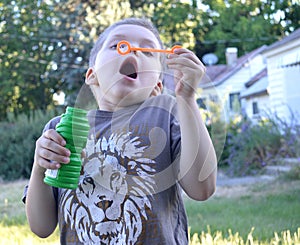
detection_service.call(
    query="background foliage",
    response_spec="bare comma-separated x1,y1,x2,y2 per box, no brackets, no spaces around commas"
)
1,0,299,121
0,0,300,180
0,110,56,180
1,106,299,180
217,112,300,176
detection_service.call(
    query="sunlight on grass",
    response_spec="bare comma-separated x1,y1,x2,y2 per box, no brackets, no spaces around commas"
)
0,223,59,245
185,179,300,241
189,227,300,245
0,223,299,245
0,180,59,244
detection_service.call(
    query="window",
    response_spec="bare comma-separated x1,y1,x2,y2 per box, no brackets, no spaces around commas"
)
196,98,207,109
252,102,259,115
229,93,241,111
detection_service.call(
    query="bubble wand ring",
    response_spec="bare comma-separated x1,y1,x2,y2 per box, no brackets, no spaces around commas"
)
117,40,182,55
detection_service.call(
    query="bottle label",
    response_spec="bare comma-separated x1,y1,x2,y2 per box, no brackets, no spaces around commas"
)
45,169,58,179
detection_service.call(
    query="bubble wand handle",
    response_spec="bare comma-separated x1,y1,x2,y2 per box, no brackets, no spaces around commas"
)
117,40,181,55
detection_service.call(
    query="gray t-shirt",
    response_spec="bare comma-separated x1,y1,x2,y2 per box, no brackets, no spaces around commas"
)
26,94,189,245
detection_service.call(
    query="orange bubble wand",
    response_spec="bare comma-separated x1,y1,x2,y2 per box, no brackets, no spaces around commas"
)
117,40,181,55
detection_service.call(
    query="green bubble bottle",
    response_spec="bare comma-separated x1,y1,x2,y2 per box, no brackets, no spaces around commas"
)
44,107,90,189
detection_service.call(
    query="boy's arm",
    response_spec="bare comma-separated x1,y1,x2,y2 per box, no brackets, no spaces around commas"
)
166,48,217,201
26,129,70,237
176,95,217,200
26,163,58,238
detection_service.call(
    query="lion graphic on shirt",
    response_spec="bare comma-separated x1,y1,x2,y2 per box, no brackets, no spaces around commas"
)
59,132,157,244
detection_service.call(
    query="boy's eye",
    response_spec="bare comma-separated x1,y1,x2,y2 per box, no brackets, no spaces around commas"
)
143,51,153,57
110,44,118,50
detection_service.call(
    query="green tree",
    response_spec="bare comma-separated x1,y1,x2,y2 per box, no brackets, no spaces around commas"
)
46,0,133,106
0,0,134,120
151,0,206,49
200,0,277,63
0,0,58,120
2,0,298,121
278,0,300,32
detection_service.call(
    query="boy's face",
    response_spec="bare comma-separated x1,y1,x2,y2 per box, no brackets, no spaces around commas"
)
86,24,163,110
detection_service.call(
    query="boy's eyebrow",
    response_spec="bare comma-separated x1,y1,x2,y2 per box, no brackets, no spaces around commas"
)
109,34,157,47
109,34,126,41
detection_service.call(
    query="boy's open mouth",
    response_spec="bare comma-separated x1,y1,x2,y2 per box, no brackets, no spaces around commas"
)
119,58,138,79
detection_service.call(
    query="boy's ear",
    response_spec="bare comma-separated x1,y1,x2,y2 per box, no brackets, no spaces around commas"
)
151,80,163,97
85,68,98,85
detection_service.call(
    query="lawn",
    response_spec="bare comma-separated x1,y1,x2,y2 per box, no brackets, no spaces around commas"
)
0,177,299,244
185,178,300,241
0,180,59,244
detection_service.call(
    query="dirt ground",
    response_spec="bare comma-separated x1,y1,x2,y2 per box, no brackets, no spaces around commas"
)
214,170,276,198
0,168,292,201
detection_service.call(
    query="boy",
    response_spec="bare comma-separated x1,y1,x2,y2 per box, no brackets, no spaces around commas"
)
25,18,217,244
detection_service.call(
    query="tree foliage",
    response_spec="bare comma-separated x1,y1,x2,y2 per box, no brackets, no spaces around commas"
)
0,0,58,119
199,0,299,63
0,0,299,121
151,0,205,48
43,0,133,106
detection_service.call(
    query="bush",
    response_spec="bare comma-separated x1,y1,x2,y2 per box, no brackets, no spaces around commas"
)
223,113,300,176
283,165,300,180
227,118,281,175
273,112,300,158
202,100,227,167
0,110,56,180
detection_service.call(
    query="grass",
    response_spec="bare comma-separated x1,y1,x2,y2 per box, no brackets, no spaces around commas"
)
0,224,59,245
0,180,59,244
0,177,299,244
186,178,300,242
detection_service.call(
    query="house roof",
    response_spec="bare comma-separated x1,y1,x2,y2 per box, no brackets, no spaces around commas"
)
241,66,268,99
262,28,300,67
245,68,267,87
200,45,268,88
263,28,300,52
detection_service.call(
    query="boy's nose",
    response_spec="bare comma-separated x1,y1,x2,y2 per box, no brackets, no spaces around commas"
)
132,50,141,56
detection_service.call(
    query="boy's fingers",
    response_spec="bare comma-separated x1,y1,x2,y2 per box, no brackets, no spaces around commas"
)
35,129,71,169
37,133,70,157
168,48,203,66
38,158,61,170
38,147,70,164
167,54,202,67
44,129,66,146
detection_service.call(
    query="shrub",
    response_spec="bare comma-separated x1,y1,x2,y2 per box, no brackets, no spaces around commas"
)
223,112,300,176
0,110,56,180
273,112,300,158
202,100,227,167
283,165,300,180
227,118,282,175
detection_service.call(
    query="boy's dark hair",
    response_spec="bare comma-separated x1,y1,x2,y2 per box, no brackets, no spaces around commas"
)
89,18,166,78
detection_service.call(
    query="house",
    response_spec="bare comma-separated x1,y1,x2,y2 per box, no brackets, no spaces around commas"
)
198,45,268,122
198,27,300,124
261,28,300,124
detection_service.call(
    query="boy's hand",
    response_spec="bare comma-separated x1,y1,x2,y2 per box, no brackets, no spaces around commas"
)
34,129,70,172
166,48,206,98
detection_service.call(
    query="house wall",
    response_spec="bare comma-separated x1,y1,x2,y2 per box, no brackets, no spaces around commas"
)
247,54,266,77
242,94,270,121
263,40,300,123
283,66,300,119
267,66,286,117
